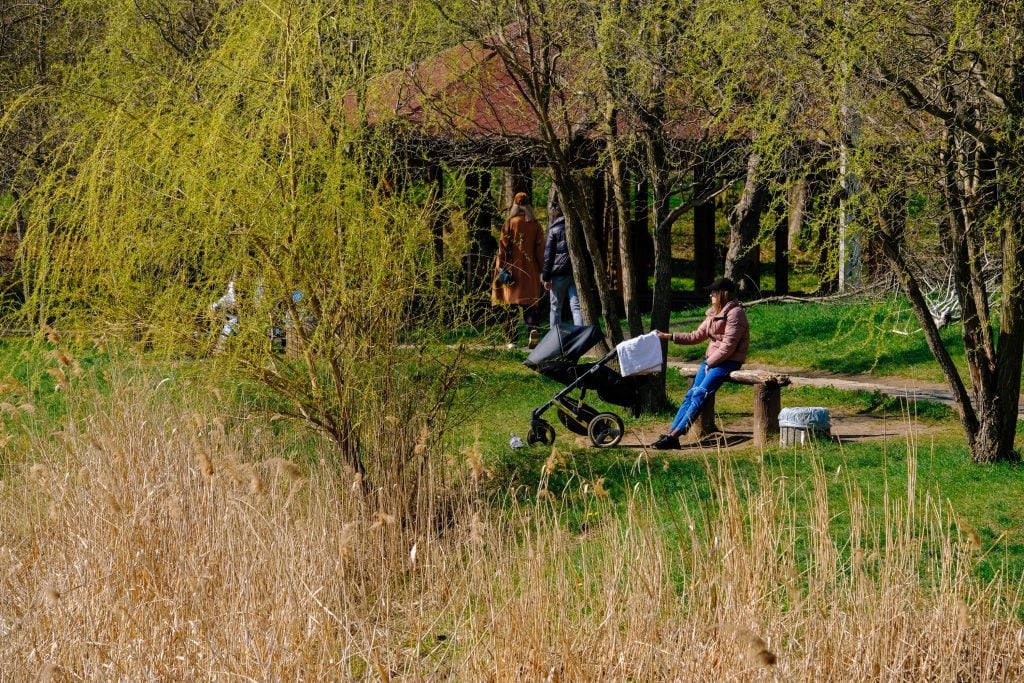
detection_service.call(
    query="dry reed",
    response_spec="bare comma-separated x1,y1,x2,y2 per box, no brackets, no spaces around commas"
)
0,376,1021,680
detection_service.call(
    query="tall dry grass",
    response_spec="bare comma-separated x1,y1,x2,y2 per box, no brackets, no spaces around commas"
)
1,376,1022,681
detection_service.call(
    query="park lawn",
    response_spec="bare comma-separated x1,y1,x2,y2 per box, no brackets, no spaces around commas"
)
448,296,973,386
665,297,969,384
3,333,1022,595
449,344,1024,587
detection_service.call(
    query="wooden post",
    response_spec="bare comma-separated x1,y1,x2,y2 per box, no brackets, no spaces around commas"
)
753,381,783,447
426,162,445,270
465,170,496,322
631,174,654,302
503,158,533,209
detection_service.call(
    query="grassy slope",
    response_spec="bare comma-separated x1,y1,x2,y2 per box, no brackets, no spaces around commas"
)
3,327,1024,677
3,310,1022,595
447,341,1024,586
666,297,968,383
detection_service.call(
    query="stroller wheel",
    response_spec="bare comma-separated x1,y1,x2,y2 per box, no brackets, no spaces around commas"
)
528,422,556,446
588,412,624,448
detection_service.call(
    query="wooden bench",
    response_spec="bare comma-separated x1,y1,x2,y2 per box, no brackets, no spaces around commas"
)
677,364,791,447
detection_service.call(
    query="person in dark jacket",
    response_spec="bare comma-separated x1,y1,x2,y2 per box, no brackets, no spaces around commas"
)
650,277,750,449
541,202,583,328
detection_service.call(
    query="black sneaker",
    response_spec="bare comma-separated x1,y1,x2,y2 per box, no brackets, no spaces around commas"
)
651,434,680,450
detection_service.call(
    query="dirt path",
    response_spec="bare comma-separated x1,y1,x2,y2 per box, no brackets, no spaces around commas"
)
596,361,966,451
609,412,948,453
672,361,1024,416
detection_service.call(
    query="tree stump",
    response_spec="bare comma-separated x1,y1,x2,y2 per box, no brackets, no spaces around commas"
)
753,380,783,447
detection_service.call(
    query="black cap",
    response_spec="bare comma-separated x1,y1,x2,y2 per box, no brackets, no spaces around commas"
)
707,277,736,293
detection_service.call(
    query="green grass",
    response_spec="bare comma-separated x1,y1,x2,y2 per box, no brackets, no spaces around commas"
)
666,297,968,384
4,323,1021,596
449,295,969,386
442,339,1022,588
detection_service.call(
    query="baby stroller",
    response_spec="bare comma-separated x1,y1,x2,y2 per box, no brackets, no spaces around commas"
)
523,325,655,448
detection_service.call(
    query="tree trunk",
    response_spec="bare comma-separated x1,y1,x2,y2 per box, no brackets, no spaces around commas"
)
838,105,863,291
635,117,673,412
991,194,1024,462
503,158,532,209
787,175,808,250
693,156,717,291
724,150,768,297
553,181,600,326
608,128,643,337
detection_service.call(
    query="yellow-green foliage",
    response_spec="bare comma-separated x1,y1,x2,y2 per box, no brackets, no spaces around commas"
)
8,1,469,479
17,2,434,342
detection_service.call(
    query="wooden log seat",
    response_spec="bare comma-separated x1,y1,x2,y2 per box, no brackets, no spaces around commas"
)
677,364,792,447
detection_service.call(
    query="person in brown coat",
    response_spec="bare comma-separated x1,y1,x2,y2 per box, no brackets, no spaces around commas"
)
650,277,750,449
492,191,546,348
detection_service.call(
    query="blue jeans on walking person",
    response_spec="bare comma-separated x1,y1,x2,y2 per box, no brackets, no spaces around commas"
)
668,359,743,436
549,274,583,328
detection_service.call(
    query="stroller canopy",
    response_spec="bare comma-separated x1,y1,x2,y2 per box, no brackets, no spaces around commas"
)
524,325,606,373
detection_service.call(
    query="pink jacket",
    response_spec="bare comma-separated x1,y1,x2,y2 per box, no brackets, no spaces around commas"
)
670,299,749,367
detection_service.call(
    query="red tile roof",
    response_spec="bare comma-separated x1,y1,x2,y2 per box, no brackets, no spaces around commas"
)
344,25,716,146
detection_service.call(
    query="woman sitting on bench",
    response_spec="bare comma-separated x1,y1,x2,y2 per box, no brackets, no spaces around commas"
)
651,277,750,450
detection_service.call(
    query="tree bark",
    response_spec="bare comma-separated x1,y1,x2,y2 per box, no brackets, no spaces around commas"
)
787,175,808,250
991,186,1024,462
838,105,863,291
607,120,643,337
724,150,768,297
693,156,717,291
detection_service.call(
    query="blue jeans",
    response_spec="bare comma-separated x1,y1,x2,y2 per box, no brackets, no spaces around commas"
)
549,275,583,328
668,360,742,436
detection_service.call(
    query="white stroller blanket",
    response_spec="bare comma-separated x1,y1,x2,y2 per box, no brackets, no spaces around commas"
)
616,332,663,377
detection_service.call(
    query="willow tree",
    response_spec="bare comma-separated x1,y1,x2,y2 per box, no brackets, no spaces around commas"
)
734,0,1024,462
576,0,744,410
0,2,109,310
8,0,465,487
853,0,1024,463
691,0,849,298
